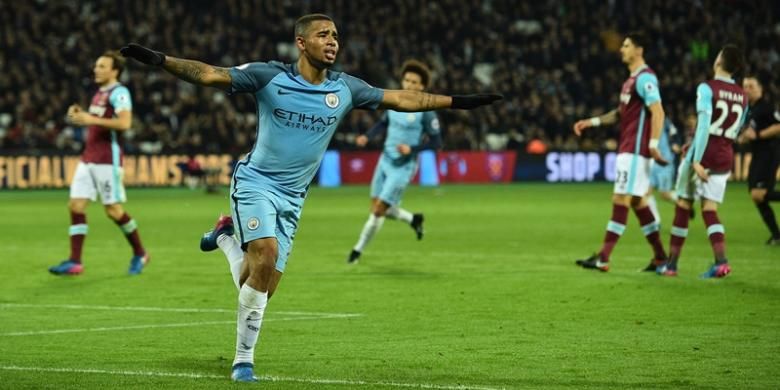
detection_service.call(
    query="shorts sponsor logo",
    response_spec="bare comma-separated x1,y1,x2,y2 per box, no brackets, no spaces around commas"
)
247,217,260,230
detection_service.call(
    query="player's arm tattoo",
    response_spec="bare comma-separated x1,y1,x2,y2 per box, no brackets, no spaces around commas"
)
162,57,231,89
381,90,451,111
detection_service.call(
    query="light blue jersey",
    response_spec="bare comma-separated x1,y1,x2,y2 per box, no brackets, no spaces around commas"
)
382,111,441,164
228,61,384,271
230,61,383,196
368,110,441,206
650,118,679,192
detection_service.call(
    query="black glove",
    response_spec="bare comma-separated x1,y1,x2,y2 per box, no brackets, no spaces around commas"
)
120,43,166,66
451,94,503,109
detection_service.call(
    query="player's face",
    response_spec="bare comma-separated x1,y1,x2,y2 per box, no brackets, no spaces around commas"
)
93,56,118,85
743,78,762,102
401,72,425,91
620,38,641,64
299,20,339,69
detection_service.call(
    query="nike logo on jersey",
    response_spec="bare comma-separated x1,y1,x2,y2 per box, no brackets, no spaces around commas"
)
277,89,293,95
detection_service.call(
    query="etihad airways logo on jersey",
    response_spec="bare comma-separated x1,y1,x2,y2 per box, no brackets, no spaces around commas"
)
273,109,337,132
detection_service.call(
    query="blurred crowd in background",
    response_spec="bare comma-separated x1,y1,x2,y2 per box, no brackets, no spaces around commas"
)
1,0,778,156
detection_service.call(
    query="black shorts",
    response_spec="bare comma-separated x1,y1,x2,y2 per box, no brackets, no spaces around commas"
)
748,149,780,190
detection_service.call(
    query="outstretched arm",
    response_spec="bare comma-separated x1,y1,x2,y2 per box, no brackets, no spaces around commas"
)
121,44,231,89
380,90,501,112
573,108,619,136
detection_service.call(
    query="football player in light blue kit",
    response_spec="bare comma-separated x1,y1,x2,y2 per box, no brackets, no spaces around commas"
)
121,14,501,383
647,117,683,223
348,60,442,264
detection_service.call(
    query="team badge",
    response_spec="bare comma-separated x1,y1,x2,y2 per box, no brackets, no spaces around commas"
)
407,113,416,122
247,217,260,230
325,93,340,108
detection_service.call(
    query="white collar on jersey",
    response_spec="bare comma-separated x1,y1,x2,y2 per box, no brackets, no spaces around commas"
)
99,82,120,91
630,64,648,77
714,75,735,84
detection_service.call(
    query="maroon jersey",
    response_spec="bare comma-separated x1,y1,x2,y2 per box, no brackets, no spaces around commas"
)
81,84,131,165
699,79,748,172
618,65,661,157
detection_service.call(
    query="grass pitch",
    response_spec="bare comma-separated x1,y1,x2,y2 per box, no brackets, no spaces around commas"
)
0,183,777,389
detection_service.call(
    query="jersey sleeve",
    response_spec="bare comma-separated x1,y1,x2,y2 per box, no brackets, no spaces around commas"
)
109,86,132,113
635,72,661,106
341,73,384,110
422,111,441,136
695,83,713,115
229,62,282,94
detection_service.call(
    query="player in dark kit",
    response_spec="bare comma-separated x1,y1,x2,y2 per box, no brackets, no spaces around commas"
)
657,45,749,278
572,32,669,272
740,76,780,245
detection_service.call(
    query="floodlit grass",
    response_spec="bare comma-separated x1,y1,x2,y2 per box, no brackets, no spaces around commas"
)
0,183,777,389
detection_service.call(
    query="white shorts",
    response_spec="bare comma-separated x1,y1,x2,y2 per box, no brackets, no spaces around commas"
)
69,162,126,204
675,163,729,203
613,153,651,196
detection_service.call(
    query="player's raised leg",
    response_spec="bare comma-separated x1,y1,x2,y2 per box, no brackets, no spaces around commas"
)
200,215,244,289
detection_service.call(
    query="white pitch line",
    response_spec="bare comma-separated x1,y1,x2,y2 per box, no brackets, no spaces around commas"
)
0,303,357,317
0,314,362,337
0,366,505,390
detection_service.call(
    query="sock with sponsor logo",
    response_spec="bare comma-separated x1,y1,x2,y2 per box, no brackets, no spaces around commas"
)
353,214,385,252
599,204,629,263
233,284,268,366
385,207,413,224
634,206,667,260
702,210,727,263
115,213,145,256
668,205,691,268
218,234,245,290
69,212,87,263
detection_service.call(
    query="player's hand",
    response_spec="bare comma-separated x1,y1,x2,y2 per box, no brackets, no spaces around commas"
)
649,147,669,167
67,104,82,116
120,43,166,66
68,111,92,126
671,144,681,154
742,127,757,142
450,94,503,109
396,144,411,155
692,162,709,183
355,135,368,147
572,120,591,137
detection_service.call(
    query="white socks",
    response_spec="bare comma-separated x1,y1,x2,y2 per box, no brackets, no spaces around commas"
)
233,284,268,366
385,207,413,223
647,195,661,224
353,214,385,252
217,234,244,290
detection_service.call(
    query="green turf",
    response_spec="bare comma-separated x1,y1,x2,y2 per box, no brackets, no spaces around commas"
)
0,184,777,389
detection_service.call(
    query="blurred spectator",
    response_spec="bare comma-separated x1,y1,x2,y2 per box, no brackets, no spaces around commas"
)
1,0,778,155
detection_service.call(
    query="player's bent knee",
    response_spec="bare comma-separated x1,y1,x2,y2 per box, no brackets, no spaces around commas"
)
245,239,279,270
750,190,767,204
104,204,124,220
68,199,87,213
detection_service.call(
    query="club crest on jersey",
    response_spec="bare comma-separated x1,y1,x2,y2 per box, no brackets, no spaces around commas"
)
325,93,339,108
247,217,260,230
407,113,416,122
